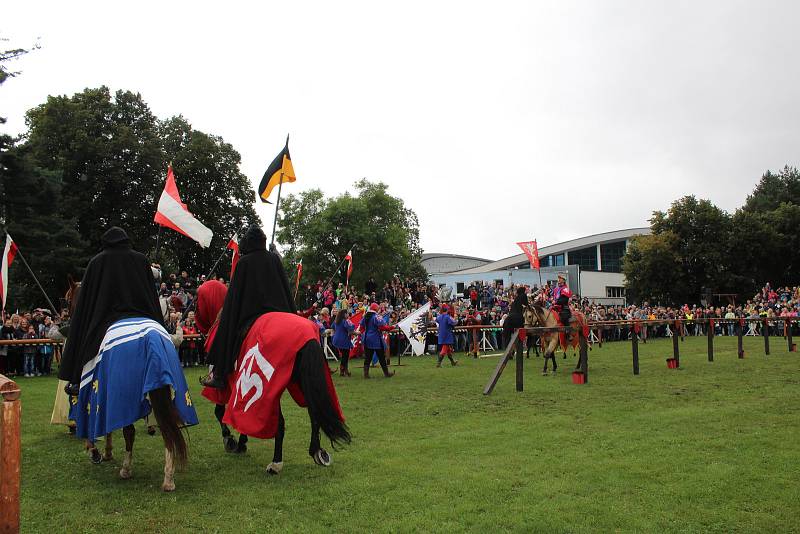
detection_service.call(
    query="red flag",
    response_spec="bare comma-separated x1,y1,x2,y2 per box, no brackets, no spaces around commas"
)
154,165,213,247
344,250,353,284
227,235,240,277
516,240,540,269
1,234,19,310
295,259,303,295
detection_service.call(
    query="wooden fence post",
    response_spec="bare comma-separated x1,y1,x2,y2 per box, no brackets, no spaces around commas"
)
787,318,794,353
764,318,770,356
0,374,21,533
515,329,524,392
737,318,745,359
707,319,714,362
672,320,680,367
579,328,589,383
632,323,640,375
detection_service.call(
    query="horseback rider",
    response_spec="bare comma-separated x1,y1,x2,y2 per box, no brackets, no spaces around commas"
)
551,273,572,326
60,227,164,396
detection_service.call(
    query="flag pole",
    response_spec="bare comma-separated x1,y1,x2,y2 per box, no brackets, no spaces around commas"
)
270,172,284,247
322,244,355,293
13,247,59,314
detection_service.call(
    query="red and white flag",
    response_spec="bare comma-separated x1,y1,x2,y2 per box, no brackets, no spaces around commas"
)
154,165,213,247
1,234,19,310
516,240,540,269
227,235,240,277
344,250,353,285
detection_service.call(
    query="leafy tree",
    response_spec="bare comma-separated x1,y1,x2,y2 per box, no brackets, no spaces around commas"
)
743,166,800,213
19,87,258,280
276,179,425,292
0,146,89,310
624,196,733,304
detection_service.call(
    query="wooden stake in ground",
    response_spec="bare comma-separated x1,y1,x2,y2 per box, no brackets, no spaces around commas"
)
0,374,21,533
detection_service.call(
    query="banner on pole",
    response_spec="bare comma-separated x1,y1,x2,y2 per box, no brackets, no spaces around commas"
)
397,302,431,356
516,240,540,269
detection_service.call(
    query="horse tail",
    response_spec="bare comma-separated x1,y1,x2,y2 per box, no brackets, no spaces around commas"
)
297,340,352,448
149,386,188,468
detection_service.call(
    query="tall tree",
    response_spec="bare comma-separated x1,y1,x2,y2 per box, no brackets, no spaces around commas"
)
743,166,800,213
276,179,425,292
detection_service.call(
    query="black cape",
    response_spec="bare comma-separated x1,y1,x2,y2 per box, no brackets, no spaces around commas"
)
58,227,164,384
207,225,296,378
504,289,529,331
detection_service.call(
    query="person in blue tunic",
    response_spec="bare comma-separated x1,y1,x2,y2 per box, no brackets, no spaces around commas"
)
332,309,355,376
435,305,459,367
360,303,395,378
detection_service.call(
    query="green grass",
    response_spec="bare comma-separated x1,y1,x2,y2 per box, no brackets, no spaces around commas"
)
16,336,800,533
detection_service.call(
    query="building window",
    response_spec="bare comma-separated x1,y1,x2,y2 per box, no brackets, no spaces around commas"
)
456,282,465,295
600,241,626,273
606,286,625,298
547,253,564,266
567,246,597,271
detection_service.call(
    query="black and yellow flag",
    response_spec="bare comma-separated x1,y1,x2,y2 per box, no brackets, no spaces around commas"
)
258,135,296,203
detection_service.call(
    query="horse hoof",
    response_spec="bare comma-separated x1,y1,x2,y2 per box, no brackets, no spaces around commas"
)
312,449,331,467
223,436,238,453
103,452,113,462
147,426,156,436
235,441,247,454
266,462,283,475
162,481,176,492
119,467,132,479
90,449,103,464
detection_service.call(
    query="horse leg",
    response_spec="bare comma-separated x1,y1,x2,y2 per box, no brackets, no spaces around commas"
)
103,432,113,461
308,409,331,467
215,403,238,453
266,407,285,475
162,448,175,492
119,424,135,479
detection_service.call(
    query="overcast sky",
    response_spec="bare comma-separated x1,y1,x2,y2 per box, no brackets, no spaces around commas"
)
3,1,798,260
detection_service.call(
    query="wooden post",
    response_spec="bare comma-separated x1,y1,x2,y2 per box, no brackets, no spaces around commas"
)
515,330,524,392
764,318,770,356
707,318,714,362
483,332,520,395
0,374,21,533
672,320,680,367
579,328,588,383
737,318,744,359
631,324,640,375
787,318,794,352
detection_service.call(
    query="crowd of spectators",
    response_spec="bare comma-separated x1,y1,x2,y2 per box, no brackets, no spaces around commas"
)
2,272,799,377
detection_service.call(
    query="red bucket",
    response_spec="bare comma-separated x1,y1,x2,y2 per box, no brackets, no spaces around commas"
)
666,358,678,369
571,371,585,385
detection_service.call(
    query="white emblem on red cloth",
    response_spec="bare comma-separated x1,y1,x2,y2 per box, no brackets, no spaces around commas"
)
234,342,275,412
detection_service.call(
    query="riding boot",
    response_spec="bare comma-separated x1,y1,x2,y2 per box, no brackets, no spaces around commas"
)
202,371,227,389
64,383,80,396
379,358,394,377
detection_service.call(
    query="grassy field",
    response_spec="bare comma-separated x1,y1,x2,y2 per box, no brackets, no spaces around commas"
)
15,336,800,533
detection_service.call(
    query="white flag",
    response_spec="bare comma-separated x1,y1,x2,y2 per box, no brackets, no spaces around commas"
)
398,302,431,356
154,165,213,247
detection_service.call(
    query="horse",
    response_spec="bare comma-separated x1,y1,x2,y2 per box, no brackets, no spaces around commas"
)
524,303,589,375
62,278,197,491
215,312,351,475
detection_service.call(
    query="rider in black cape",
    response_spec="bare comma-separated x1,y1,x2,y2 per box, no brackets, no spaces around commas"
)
59,227,164,395
502,285,529,348
203,224,296,388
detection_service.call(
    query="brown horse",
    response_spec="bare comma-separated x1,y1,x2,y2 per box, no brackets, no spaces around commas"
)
63,277,189,492
524,303,588,375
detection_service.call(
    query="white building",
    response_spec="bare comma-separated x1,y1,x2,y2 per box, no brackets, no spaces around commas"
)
426,228,650,305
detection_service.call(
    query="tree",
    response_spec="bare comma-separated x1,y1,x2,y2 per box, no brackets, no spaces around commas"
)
743,166,800,213
19,88,258,280
624,196,733,305
276,179,425,292
0,146,89,310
